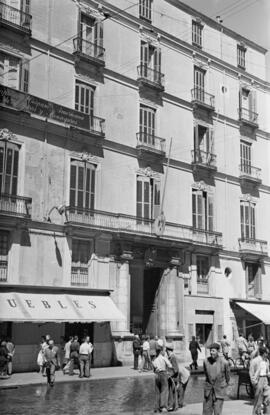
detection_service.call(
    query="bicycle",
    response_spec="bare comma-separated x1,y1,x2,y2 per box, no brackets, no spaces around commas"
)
222,352,235,369
235,352,250,369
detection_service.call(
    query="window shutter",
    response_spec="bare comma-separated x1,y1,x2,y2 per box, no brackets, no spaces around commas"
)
20,60,29,93
192,190,204,229
250,204,255,239
239,88,243,115
207,194,214,231
251,91,257,115
240,203,244,239
255,265,262,299
153,48,161,73
153,180,160,219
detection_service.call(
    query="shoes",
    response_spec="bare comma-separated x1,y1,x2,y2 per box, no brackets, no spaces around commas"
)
79,375,83,378
50,383,54,387
161,409,168,413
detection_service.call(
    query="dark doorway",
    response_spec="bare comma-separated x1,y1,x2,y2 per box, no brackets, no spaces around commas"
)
65,322,94,343
196,323,213,347
143,267,163,335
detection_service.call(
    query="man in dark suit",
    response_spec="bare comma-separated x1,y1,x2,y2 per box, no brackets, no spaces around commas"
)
203,342,230,415
44,339,60,386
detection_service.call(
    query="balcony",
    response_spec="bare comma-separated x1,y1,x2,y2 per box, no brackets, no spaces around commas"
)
239,164,262,186
191,87,215,112
137,65,164,91
197,277,209,294
238,108,258,129
0,85,105,136
73,37,105,67
64,207,223,250
0,260,7,282
136,132,166,160
71,266,88,286
238,237,268,260
191,149,217,172
0,2,31,35
0,194,32,218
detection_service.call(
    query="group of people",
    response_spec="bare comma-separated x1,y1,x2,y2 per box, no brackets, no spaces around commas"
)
132,334,164,371
0,337,15,378
37,334,93,386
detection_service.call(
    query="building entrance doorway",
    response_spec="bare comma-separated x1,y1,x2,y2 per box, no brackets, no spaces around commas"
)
196,323,213,347
143,267,163,336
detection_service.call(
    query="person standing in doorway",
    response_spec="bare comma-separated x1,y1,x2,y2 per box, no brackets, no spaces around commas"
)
202,342,230,415
69,335,80,376
44,339,60,387
189,336,201,370
132,334,141,370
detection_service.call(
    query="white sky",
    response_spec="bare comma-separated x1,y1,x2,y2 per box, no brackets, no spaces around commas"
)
180,0,270,81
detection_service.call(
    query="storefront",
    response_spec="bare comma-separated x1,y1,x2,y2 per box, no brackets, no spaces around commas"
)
0,286,125,372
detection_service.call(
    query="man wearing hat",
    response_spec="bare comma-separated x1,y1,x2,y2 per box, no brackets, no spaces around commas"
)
202,342,230,415
166,342,179,411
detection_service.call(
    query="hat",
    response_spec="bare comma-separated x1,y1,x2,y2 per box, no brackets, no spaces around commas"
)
165,342,174,351
208,342,220,351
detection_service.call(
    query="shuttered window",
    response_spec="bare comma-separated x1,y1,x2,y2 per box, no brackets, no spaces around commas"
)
139,105,155,145
237,45,246,69
75,81,94,125
240,141,251,174
246,263,261,299
0,140,20,195
194,66,205,101
139,0,152,21
192,189,214,231
240,201,255,240
192,21,202,47
80,13,103,56
69,160,95,211
0,52,29,92
136,176,160,221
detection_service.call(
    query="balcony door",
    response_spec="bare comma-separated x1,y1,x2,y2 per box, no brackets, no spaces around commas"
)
194,66,205,101
240,201,255,240
136,176,160,222
192,189,213,231
246,263,261,299
139,105,155,146
3,0,22,25
80,14,103,56
240,141,251,174
239,88,257,121
194,125,213,162
140,42,161,81
0,140,19,195
69,160,95,213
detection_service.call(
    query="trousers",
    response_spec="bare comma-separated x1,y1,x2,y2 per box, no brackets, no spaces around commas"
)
155,372,169,411
203,390,224,415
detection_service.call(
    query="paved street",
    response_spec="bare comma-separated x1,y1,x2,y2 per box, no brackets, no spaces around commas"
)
0,366,255,414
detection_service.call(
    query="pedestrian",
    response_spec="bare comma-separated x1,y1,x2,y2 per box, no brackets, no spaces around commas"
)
6,337,15,376
237,332,248,360
177,364,190,408
43,339,60,387
140,335,152,371
59,335,65,369
149,335,158,361
202,342,230,415
152,347,172,413
166,342,179,411
247,334,256,356
189,335,201,370
0,341,9,377
79,336,93,378
37,335,48,376
220,335,230,359
249,346,270,415
69,335,80,376
63,336,73,374
132,334,141,370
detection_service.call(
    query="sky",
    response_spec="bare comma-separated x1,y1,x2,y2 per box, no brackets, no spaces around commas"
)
180,0,270,81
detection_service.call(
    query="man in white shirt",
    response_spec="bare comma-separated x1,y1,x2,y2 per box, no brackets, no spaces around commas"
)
79,336,93,378
152,348,172,413
63,336,73,374
249,347,270,415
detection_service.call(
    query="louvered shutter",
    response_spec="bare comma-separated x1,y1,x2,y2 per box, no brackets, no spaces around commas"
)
153,180,160,219
207,194,214,231
20,60,29,92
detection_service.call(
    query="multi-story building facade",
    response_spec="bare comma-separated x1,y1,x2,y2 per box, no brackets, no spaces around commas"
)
0,0,270,371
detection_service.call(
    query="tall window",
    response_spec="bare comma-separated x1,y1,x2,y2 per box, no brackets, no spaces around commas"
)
0,140,19,195
69,160,96,211
194,124,214,162
192,189,214,231
75,81,94,119
0,230,9,282
0,52,29,92
139,0,152,21
246,263,261,299
237,45,246,69
240,141,251,174
240,201,255,240
140,41,161,80
71,239,92,286
194,66,205,101
239,87,257,121
139,105,155,145
136,176,160,221
192,21,203,47
80,13,103,56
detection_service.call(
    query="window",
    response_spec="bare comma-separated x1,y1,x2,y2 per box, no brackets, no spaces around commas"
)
69,159,96,211
196,323,213,346
71,239,92,286
194,66,205,101
192,21,203,47
136,175,160,221
240,141,251,174
197,255,210,285
239,87,257,121
0,230,9,282
80,13,103,57
193,125,214,163
139,0,152,21
140,41,161,81
0,52,29,92
0,140,19,195
192,189,214,231
139,105,155,145
75,81,94,120
237,45,246,69
246,263,261,299
240,201,255,240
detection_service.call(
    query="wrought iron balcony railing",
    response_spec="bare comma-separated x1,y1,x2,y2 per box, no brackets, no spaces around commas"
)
191,87,215,108
65,207,223,248
192,149,217,168
238,238,268,256
0,193,32,218
0,2,32,32
238,108,258,124
71,266,88,286
136,132,166,153
137,65,164,88
73,37,105,61
0,260,8,282
239,164,261,181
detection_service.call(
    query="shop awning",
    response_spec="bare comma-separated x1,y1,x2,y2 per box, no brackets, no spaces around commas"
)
236,301,270,324
0,292,125,323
